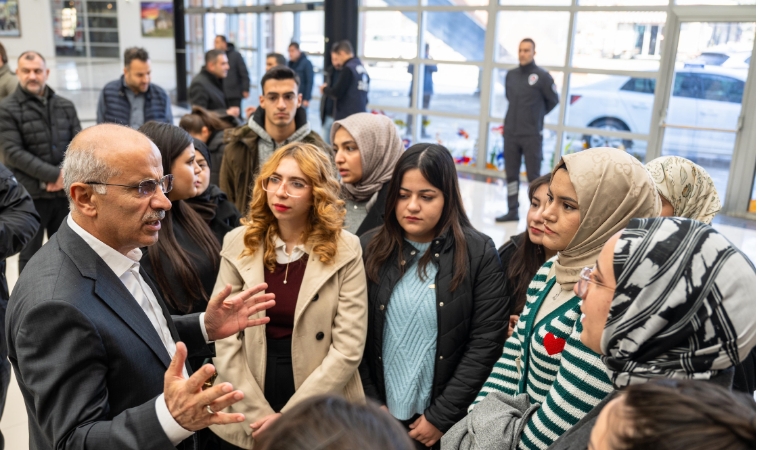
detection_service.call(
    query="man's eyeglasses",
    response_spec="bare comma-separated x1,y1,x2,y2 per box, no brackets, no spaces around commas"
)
261,175,309,198
576,266,615,298
85,175,173,197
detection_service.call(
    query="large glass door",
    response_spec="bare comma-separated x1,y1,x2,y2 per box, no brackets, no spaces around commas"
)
656,20,755,204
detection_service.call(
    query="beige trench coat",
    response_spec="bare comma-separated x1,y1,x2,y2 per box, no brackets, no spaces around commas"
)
210,226,368,448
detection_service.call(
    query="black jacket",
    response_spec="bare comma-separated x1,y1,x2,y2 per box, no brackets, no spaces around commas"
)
189,67,228,115
320,65,338,123
323,57,369,120
0,164,39,303
498,233,524,316
288,54,314,102
354,182,390,238
223,44,251,101
0,86,81,199
359,227,510,432
186,184,242,245
504,61,559,137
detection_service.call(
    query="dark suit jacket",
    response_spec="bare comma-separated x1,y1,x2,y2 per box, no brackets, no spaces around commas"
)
6,220,212,450
188,68,228,116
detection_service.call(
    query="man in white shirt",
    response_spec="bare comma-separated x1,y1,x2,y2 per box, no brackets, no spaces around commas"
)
5,123,275,450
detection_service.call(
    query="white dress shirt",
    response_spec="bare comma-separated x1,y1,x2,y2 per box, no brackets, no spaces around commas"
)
67,215,206,445
273,235,307,264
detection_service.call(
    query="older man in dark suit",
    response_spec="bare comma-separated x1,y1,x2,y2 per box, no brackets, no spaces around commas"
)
6,124,275,450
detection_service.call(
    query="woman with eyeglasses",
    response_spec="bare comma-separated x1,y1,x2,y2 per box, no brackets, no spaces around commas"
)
453,148,660,450
137,122,221,328
546,217,755,450
209,142,368,450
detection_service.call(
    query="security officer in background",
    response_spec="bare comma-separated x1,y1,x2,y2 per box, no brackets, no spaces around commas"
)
496,38,559,222
320,40,369,121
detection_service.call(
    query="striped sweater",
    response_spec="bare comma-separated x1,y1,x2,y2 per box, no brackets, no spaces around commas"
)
472,259,613,450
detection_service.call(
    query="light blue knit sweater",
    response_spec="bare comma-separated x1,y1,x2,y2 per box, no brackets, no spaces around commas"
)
382,240,438,421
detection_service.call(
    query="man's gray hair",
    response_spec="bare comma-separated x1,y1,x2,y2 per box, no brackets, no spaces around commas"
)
62,143,121,210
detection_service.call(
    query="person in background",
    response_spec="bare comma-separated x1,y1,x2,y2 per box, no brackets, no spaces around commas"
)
320,52,341,143
179,105,236,186
210,142,367,450
215,35,250,115
0,162,39,450
498,173,553,338
321,40,370,121
266,53,287,71
587,380,755,450
330,112,404,236
360,144,509,449
189,49,240,118
220,66,330,214
407,44,437,138
97,47,172,128
0,42,17,101
255,396,416,450
287,42,314,112
0,51,81,273
187,138,241,244
496,38,559,222
548,217,756,450
464,148,660,450
645,155,722,223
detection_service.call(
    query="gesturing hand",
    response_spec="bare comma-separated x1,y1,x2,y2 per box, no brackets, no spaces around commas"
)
164,342,246,431
205,283,275,342
250,413,282,439
409,414,443,448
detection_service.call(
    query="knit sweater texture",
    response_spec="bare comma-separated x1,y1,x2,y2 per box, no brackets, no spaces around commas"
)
382,240,438,421
472,259,613,450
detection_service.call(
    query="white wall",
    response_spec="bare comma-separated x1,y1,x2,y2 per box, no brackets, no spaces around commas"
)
1,0,55,61
118,0,176,64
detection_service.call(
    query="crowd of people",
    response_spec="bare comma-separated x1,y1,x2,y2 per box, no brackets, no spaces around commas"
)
0,36,754,450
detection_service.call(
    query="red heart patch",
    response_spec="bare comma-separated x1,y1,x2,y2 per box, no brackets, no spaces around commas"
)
543,333,566,356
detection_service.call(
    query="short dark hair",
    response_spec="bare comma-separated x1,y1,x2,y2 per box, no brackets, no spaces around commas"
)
331,40,354,55
204,49,226,65
215,35,227,43
266,52,287,67
0,42,7,65
124,47,149,67
260,66,300,93
18,51,46,64
520,38,536,50
288,42,300,50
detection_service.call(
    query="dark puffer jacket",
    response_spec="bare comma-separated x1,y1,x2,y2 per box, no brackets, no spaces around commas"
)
359,227,510,433
0,86,81,199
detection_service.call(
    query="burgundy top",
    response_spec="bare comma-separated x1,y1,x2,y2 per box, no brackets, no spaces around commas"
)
264,254,309,340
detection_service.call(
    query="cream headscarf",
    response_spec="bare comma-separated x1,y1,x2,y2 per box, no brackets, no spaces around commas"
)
552,148,661,290
330,113,405,202
645,156,722,224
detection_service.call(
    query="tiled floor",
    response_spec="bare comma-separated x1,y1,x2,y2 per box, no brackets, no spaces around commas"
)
0,58,755,449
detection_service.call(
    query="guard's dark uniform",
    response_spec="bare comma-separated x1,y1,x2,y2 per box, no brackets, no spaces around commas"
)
323,56,370,121
503,60,558,214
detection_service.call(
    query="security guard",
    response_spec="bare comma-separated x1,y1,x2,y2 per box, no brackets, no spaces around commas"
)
321,40,369,121
496,38,559,222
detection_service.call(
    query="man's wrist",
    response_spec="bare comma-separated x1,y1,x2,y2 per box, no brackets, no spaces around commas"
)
155,394,194,445
199,313,211,343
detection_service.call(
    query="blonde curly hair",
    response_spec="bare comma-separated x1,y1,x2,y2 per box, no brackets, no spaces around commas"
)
241,142,346,272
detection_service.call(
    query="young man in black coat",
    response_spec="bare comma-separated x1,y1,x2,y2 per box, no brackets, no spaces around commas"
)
214,36,250,114
287,42,314,112
189,49,240,118
320,40,370,121
0,51,81,273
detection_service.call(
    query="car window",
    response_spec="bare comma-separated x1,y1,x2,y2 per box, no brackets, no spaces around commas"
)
620,77,656,94
699,74,745,104
673,73,702,99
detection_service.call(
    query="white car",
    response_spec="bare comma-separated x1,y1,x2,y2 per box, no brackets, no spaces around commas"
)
565,64,746,159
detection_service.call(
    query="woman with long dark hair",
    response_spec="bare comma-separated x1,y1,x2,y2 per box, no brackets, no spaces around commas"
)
360,144,510,449
498,173,554,336
137,122,221,320
179,105,236,185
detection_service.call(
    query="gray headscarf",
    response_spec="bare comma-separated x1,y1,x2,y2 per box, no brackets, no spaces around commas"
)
330,113,404,202
602,217,756,389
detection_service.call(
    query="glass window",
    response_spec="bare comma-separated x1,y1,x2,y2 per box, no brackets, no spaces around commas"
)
488,125,557,174
86,1,117,14
563,132,647,162
419,115,480,166
579,0,666,4
573,12,667,71
423,12,488,62
500,0,571,4
297,11,325,54
362,0,418,5
88,16,117,28
423,64,481,117
494,11,569,66
491,68,563,123
673,72,702,99
676,0,755,4
89,31,118,43
365,61,413,109
360,11,418,59
565,73,655,134
373,111,412,143
700,74,745,103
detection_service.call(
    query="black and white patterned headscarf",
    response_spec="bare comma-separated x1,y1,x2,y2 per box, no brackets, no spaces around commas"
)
601,217,756,388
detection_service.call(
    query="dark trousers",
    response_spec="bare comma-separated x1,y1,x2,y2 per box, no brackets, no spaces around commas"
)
399,414,441,450
19,197,69,274
504,134,543,212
